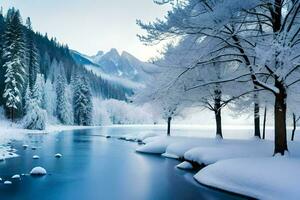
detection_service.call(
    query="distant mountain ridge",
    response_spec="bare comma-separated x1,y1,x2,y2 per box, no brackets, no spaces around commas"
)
71,48,159,89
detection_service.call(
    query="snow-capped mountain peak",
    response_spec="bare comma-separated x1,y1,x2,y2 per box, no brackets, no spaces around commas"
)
71,48,159,89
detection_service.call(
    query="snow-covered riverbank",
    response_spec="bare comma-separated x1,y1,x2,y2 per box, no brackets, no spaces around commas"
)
135,134,300,199
0,120,101,160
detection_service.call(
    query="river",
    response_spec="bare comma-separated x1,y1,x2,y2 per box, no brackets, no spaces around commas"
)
0,126,248,200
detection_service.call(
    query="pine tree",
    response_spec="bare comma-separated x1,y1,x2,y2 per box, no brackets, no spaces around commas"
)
25,17,39,91
2,9,26,121
73,76,93,126
44,79,56,117
23,75,46,130
56,74,72,124
0,10,6,106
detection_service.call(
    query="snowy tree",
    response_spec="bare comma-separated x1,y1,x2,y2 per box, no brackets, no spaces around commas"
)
138,0,300,154
56,74,72,125
22,74,46,130
35,74,46,108
44,79,56,118
25,17,39,91
134,48,187,135
137,0,264,139
72,74,93,126
151,36,250,138
2,9,26,121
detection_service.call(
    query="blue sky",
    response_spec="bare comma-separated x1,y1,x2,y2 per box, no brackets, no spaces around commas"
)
1,0,170,61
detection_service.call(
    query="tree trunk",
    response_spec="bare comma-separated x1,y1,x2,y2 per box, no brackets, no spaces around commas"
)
214,89,223,138
263,107,267,139
215,109,222,139
274,81,288,155
254,102,261,138
253,86,261,138
167,117,171,136
291,113,296,141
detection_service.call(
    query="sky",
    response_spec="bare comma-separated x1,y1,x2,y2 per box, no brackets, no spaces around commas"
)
1,0,171,61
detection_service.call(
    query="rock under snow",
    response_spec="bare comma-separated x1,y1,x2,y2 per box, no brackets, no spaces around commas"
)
12,174,20,179
55,153,62,158
22,144,28,149
4,181,12,185
32,155,40,159
176,161,194,170
161,152,179,159
30,167,47,176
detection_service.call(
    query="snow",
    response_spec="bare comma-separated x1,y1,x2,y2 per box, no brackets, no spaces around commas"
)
32,155,40,159
84,64,144,89
176,161,193,170
4,181,12,185
161,152,179,159
136,136,176,154
137,136,275,165
136,134,300,199
0,146,18,161
121,132,159,142
30,167,47,176
55,153,62,158
195,157,300,200
93,99,156,125
11,174,20,179
184,139,272,165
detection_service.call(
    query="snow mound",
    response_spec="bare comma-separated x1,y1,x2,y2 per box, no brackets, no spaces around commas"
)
176,161,193,170
165,138,222,158
30,167,47,176
4,181,12,185
22,144,28,149
184,140,272,165
32,155,40,159
136,136,190,154
136,140,170,154
123,132,159,142
161,152,179,159
0,178,2,181
195,157,300,200
55,153,62,158
12,174,20,179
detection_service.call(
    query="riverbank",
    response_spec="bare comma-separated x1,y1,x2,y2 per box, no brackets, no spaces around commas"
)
0,119,101,160
134,134,300,200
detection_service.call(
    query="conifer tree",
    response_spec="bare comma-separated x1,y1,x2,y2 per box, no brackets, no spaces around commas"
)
56,74,72,124
23,74,46,130
25,17,39,91
73,75,93,126
2,9,26,121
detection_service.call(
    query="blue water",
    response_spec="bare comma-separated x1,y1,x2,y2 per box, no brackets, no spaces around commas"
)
0,127,246,200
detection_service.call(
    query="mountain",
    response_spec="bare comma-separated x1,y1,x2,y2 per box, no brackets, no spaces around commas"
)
71,48,159,89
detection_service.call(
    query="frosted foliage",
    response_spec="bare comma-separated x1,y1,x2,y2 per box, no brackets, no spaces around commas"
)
93,98,156,125
44,80,57,118
22,75,47,130
22,99,46,130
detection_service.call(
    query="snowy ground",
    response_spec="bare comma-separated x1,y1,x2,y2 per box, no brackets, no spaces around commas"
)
134,133,300,199
196,157,300,200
